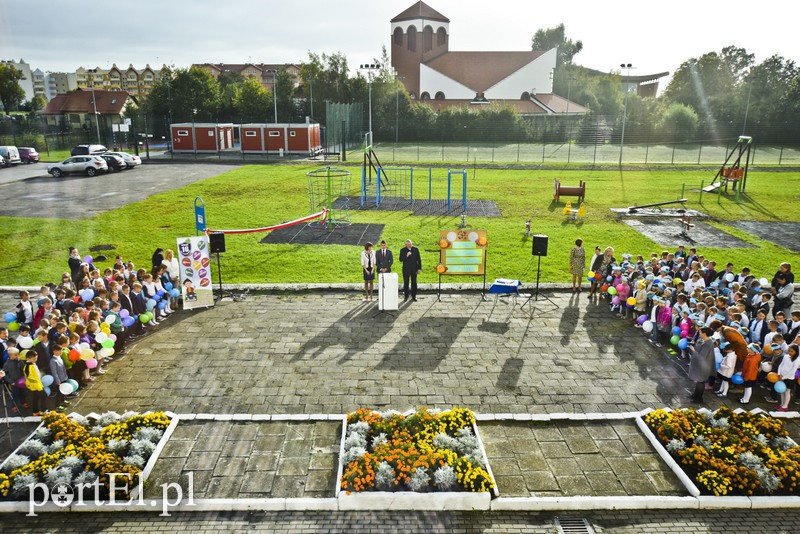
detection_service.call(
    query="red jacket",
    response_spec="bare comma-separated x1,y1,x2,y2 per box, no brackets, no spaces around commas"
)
741,353,761,382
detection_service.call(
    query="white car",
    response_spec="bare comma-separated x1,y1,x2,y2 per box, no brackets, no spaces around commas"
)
105,151,141,169
47,156,108,177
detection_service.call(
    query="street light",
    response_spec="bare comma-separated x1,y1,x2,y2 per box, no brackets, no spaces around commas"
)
268,69,278,123
619,63,634,167
88,69,101,144
359,64,380,146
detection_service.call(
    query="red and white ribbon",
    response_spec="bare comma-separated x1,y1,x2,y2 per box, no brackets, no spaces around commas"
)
206,209,329,235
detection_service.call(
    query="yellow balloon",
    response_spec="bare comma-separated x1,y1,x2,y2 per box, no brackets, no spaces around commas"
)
80,348,95,361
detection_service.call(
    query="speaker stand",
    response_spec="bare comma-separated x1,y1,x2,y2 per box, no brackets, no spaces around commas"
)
214,252,236,302
519,255,560,316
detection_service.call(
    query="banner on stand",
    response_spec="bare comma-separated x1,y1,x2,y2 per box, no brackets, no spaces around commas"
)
176,236,214,309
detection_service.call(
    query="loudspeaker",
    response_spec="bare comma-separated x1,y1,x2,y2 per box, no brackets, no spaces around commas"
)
209,232,226,253
532,234,548,257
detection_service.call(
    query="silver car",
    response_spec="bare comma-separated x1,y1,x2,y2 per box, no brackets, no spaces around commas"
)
47,155,108,177
105,151,142,169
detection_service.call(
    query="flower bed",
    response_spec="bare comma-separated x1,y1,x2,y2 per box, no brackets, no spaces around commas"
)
644,407,800,496
340,407,494,495
0,411,172,501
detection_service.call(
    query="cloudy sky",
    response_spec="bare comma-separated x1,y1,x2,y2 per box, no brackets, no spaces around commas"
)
2,0,797,81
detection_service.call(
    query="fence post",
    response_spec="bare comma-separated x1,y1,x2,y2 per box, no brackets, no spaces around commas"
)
671,142,676,165
778,146,784,165
645,144,649,165
428,168,432,206
697,145,702,165
441,142,444,161
492,143,495,163
681,183,685,199
542,142,545,163
517,142,520,163
409,168,414,207
447,169,452,212
699,180,704,203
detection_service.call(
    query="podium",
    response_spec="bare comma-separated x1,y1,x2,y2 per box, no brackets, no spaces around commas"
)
378,272,399,311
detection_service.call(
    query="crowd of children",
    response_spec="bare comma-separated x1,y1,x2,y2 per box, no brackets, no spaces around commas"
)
587,245,798,410
0,247,181,415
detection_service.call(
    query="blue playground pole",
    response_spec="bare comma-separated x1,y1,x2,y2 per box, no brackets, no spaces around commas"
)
428,168,432,206
409,168,414,207
462,169,467,213
376,166,382,206
360,164,366,207
447,169,452,211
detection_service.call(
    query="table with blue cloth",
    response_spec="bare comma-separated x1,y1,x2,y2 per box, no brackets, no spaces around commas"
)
489,279,522,305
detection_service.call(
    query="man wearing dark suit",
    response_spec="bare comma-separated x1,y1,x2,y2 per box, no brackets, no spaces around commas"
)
119,284,143,336
376,240,393,273
399,239,422,302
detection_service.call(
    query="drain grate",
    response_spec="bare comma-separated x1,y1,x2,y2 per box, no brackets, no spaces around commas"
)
555,517,594,534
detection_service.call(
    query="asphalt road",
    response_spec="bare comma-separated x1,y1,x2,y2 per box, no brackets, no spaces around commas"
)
0,162,239,219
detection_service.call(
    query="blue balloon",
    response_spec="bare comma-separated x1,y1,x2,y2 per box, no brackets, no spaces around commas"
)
81,289,94,301
606,275,613,282
170,289,180,298
146,299,156,310
774,381,787,394
158,300,167,309
4,311,16,322
41,374,54,387
122,317,135,327
164,282,173,291
678,338,689,350
156,290,165,298
44,385,51,397
731,374,744,385
672,326,682,336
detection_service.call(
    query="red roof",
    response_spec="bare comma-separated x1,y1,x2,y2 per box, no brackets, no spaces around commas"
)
391,1,449,23
43,88,134,115
417,95,586,115
425,52,545,93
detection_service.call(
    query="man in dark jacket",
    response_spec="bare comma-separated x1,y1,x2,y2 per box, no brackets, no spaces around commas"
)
399,239,422,302
688,327,716,403
376,240,394,273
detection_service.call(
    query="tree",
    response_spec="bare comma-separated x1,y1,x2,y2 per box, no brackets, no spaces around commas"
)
0,63,26,115
218,71,245,120
658,102,700,142
531,23,583,66
234,78,271,123
143,66,221,123
662,51,737,129
30,95,46,112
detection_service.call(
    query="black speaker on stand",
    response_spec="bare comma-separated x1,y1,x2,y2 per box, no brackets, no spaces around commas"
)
520,234,559,314
208,232,227,301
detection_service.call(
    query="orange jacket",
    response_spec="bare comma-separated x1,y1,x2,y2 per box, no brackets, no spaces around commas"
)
741,353,761,382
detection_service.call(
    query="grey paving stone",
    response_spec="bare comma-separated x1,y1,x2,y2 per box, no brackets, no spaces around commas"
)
575,454,612,472
523,470,560,493
239,471,275,494
205,476,243,498
595,439,631,457
516,452,548,471
585,471,626,495
271,475,307,498
246,451,280,472
488,457,521,477
645,470,686,494
212,457,248,478
169,423,204,441
183,450,220,472
546,457,583,476
305,469,335,494
192,434,227,452
566,436,600,454
282,439,312,458
276,457,310,476
159,439,194,458
539,441,572,458
309,452,338,471
557,474,594,496
494,475,528,497
227,424,259,441
219,439,254,458
252,435,286,452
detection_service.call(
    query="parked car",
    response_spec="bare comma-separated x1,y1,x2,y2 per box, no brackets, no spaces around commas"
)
0,155,5,167
104,151,141,169
100,154,126,173
18,147,40,164
70,144,108,156
0,146,21,166
47,156,108,177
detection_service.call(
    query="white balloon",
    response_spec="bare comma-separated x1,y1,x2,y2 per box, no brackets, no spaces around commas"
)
98,348,112,358
105,315,116,325
468,231,479,242
18,336,33,349
95,332,108,343
642,321,654,333
759,278,769,286
446,231,457,243
80,342,90,351
725,273,734,283
761,362,773,373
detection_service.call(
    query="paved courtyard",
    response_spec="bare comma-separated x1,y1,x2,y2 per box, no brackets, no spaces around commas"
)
66,291,700,415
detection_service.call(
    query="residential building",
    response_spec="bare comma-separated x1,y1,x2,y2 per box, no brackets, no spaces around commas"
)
194,63,301,92
42,88,137,131
45,72,78,101
76,64,165,97
32,68,46,100
1,58,35,102
390,2,585,115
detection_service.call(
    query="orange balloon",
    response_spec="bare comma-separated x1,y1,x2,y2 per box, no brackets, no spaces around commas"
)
764,344,774,355
435,263,447,274
438,239,449,248
69,349,81,362
477,237,487,246
767,372,779,383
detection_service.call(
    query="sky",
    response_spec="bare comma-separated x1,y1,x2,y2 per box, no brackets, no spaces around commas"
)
2,0,797,84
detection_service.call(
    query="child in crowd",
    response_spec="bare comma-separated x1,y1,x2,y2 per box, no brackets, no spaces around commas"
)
776,344,800,411
24,352,46,415
740,344,762,405
715,345,737,398
49,344,70,411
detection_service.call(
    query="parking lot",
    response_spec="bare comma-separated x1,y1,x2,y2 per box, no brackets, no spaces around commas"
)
0,162,239,219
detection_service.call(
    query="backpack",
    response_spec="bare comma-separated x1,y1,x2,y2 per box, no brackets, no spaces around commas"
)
15,304,26,324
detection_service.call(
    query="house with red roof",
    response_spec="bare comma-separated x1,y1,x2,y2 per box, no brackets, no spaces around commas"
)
42,88,137,130
391,1,585,115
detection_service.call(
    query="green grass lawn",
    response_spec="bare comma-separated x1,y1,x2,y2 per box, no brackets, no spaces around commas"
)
0,164,798,286
38,149,73,163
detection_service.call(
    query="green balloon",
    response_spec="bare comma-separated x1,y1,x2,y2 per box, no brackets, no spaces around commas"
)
102,339,114,348
139,313,149,322
671,335,680,345
607,287,617,295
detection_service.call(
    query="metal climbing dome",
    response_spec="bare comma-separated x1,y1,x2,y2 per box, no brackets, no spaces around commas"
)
307,167,352,229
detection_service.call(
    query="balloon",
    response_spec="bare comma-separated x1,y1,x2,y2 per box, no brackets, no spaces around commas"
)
626,302,634,308
774,381,787,394
767,372,779,383
80,289,94,301
105,315,116,325
761,362,773,373
615,284,625,293
14,377,26,388
764,344,774,355
626,297,636,306
600,284,610,293
672,326,682,336
594,272,603,281
759,278,769,286
100,324,110,333
146,299,156,311
122,317,135,327
41,374,54,387
165,282,173,291
95,332,108,343
66,379,79,392
109,334,117,341
637,314,648,325
678,338,689,350
8,321,19,331
80,348,95,361
156,290,165,298
671,335,680,345
4,311,16,322
119,309,130,318
725,273,734,283
101,339,114,348
588,270,595,279
59,383,74,395
98,347,112,358
69,349,81,362
643,321,654,333
606,275,613,282
170,289,180,298
731,374,744,385
18,336,33,349
607,287,618,296
85,358,98,369
680,330,689,339
44,385,51,397
158,300,167,310
79,342,90,351
83,255,93,264
673,278,682,286
612,296,620,306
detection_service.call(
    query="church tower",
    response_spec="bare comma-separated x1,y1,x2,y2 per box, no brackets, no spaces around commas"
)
390,1,450,100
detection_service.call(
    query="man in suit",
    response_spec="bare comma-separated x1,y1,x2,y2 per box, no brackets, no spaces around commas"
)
376,240,393,273
399,239,422,302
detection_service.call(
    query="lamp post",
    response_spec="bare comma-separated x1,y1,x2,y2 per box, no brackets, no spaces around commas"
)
619,63,634,167
359,64,380,146
269,69,278,123
88,69,101,144
191,108,197,158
